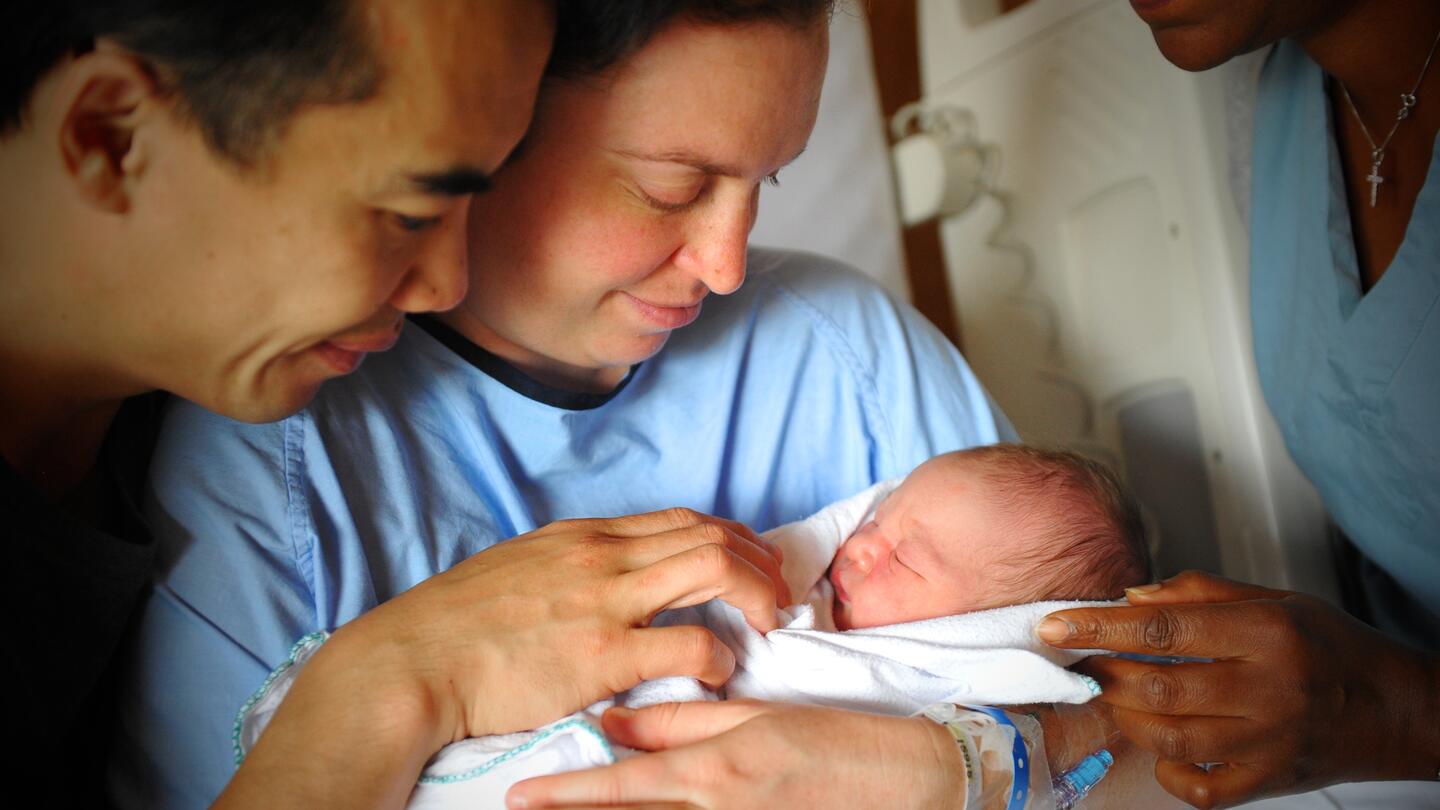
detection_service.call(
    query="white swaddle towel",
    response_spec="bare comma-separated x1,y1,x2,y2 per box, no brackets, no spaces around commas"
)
237,480,1109,809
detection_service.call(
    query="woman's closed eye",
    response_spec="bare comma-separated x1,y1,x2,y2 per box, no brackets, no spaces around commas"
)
635,170,707,212
639,187,703,212
637,171,781,213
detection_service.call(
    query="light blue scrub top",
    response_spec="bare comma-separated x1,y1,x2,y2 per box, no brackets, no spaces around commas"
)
110,249,1013,809
1251,41,1440,643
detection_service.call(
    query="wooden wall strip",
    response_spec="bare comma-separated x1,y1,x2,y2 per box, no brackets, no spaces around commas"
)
864,0,962,348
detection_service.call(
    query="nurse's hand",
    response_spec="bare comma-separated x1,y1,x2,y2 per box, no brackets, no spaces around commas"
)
1039,571,1440,808
221,509,787,810
505,701,966,809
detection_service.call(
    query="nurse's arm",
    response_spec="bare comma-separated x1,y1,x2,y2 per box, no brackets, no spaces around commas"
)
214,508,788,810
1041,570,1440,807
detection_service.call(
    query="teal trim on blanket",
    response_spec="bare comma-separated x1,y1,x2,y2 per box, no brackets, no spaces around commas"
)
232,631,330,767
417,717,616,785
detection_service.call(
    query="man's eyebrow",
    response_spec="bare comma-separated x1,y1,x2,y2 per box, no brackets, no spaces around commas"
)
614,146,808,178
408,167,493,197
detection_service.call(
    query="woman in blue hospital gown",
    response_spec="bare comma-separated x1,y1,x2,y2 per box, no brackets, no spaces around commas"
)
1042,1,1440,806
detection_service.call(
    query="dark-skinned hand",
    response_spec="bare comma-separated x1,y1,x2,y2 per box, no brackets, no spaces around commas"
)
1039,571,1440,808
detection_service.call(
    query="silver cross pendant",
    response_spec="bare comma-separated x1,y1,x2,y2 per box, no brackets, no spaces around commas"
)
1366,148,1386,207
1367,161,1384,207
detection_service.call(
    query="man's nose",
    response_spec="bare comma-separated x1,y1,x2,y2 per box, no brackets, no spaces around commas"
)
388,207,470,314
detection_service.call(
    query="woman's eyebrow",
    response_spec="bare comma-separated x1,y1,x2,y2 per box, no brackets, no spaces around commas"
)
612,146,808,178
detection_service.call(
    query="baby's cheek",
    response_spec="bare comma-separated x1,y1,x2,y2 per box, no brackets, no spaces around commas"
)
855,581,912,626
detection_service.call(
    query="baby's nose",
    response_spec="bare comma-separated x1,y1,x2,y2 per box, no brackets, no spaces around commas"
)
839,543,873,574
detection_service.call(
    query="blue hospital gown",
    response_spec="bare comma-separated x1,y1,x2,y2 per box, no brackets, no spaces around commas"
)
1251,41,1440,644
109,249,1012,808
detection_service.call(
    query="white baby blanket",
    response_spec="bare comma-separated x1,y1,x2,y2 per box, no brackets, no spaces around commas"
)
237,480,1109,809
628,480,1107,710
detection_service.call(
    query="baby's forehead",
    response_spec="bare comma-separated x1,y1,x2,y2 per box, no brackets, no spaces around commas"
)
888,455,980,509
888,456,1041,558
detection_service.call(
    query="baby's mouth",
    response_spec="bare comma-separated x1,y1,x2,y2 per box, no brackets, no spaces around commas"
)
828,566,850,604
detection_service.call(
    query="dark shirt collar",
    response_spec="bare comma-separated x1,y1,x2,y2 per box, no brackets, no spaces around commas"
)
410,315,637,411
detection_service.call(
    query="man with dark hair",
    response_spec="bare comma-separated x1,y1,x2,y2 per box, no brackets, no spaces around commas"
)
0,1,554,804
3,3,800,807
2,1,382,162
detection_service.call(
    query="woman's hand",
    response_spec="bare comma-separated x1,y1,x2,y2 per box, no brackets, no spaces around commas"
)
1039,571,1440,808
348,508,791,741
505,701,967,809
220,508,788,810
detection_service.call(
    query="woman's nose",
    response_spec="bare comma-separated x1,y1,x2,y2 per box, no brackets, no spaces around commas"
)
388,207,470,314
680,195,754,295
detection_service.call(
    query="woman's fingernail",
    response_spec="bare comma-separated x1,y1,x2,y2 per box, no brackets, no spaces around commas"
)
506,794,530,809
1037,617,1075,643
606,706,637,720
1126,583,1162,597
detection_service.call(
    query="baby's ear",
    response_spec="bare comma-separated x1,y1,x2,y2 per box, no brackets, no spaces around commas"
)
57,42,164,215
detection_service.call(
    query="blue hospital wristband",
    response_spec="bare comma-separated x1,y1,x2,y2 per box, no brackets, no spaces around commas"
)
920,703,1031,810
962,704,1030,810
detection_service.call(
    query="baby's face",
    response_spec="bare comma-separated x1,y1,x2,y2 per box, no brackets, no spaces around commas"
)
829,454,1021,630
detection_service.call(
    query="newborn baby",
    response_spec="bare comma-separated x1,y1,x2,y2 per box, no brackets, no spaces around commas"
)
237,443,1151,809
829,443,1151,630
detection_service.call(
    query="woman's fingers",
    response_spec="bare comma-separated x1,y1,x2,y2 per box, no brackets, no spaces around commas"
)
1126,570,1290,606
622,626,736,689
619,542,781,633
507,748,691,809
506,702,774,808
592,507,779,565
602,701,771,751
704,515,783,565
617,522,790,608
1153,760,1271,810
1076,657,1257,718
1038,601,1273,658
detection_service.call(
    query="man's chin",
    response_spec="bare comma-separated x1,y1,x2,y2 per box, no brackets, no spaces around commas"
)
203,380,322,425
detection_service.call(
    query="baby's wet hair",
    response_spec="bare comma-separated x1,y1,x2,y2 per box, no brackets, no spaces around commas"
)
956,443,1152,602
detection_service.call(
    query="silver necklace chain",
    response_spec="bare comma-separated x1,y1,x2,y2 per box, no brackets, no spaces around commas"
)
1338,26,1440,207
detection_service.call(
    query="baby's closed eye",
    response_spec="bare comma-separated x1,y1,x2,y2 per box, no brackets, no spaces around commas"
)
892,550,925,580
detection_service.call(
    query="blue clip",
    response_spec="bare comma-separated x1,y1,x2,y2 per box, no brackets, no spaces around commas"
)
1054,749,1114,809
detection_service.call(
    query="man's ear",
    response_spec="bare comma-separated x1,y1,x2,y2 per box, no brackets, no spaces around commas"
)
57,41,163,215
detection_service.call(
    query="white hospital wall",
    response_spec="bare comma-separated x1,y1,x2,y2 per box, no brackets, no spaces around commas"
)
911,0,1338,601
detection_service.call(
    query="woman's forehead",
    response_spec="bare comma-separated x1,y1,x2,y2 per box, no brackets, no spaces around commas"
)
589,17,827,175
